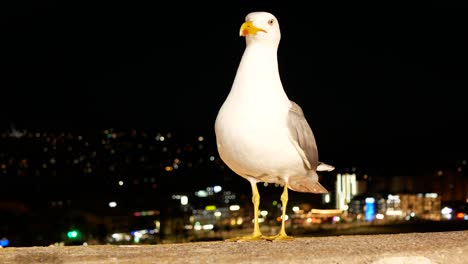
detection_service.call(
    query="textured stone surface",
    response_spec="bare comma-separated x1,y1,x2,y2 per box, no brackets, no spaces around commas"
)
1,231,467,264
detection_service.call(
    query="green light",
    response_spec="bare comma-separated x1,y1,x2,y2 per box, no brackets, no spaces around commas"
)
67,230,79,239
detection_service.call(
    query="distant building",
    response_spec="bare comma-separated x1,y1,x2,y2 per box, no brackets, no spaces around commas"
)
335,173,358,211
399,193,441,221
433,164,468,203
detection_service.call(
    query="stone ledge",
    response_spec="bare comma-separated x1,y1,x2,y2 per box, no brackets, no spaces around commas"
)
1,230,467,264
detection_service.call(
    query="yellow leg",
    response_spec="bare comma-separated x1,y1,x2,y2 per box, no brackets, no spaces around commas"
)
226,181,263,241
265,184,294,241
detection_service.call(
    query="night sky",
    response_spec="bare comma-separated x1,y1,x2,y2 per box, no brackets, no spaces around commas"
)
1,2,467,174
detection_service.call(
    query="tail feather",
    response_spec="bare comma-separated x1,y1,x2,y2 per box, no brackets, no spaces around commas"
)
288,172,328,193
317,162,335,172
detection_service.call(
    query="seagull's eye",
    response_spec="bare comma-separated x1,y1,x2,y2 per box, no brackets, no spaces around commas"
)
268,19,274,25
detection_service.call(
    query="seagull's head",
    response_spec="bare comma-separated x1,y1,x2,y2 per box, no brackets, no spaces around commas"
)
240,12,281,46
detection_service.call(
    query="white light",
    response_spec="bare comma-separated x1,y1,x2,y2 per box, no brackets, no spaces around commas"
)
202,224,214,230
292,206,300,213
324,193,331,203
213,186,222,193
425,193,438,198
365,197,375,203
180,195,188,205
214,211,222,217
109,201,117,208
260,210,268,217
209,156,215,161
229,205,240,211
118,181,124,186
386,209,403,216
195,190,208,197
376,213,384,220
441,207,453,215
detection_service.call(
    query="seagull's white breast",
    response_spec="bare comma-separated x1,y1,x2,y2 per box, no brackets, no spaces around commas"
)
215,44,306,182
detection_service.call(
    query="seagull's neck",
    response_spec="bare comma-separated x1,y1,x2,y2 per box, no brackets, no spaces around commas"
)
229,43,290,106
241,43,279,74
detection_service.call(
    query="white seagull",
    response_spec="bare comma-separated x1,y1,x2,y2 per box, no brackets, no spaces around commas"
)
215,11,334,241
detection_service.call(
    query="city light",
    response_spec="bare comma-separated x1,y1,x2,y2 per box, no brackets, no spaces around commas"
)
441,207,453,215
67,230,81,240
0,238,10,248
213,186,222,193
195,190,208,197
205,205,216,211
180,195,188,205
365,197,375,221
68,231,78,238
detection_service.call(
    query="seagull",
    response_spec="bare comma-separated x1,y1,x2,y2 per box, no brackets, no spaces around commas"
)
214,11,334,241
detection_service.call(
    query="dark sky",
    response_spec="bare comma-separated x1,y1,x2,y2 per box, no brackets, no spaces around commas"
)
1,2,467,173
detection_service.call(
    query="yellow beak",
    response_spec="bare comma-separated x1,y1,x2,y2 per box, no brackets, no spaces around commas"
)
239,21,267,37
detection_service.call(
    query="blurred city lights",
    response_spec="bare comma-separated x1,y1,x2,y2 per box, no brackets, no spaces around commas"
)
365,197,375,221
195,190,208,197
205,205,216,211
0,238,10,248
0,126,467,246
441,207,453,215
180,195,188,205
67,230,81,240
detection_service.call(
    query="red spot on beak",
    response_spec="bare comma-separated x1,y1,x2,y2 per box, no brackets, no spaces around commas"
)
242,29,249,36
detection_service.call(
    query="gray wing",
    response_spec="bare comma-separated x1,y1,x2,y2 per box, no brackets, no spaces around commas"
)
287,100,319,170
